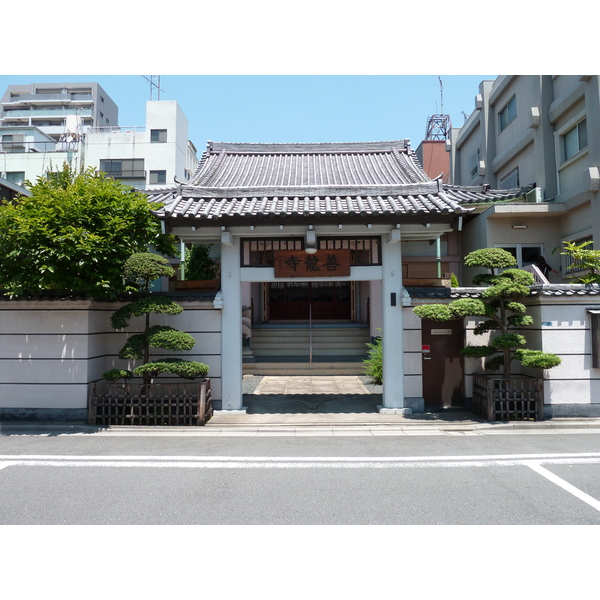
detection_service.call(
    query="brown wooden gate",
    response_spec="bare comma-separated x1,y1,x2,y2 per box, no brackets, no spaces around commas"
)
268,282,351,320
421,319,464,408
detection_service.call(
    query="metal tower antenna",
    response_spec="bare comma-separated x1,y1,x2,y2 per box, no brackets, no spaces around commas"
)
424,76,452,140
141,75,164,100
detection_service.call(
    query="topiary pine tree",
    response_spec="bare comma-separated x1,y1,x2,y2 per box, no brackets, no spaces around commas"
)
103,253,209,385
413,247,561,378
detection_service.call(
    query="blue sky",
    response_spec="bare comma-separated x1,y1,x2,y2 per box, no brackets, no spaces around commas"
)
0,75,495,151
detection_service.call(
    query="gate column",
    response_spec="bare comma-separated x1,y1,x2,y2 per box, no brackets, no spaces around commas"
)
380,228,410,413
220,233,244,412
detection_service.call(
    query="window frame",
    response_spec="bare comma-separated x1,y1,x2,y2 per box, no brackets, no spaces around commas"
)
562,234,593,274
99,158,145,178
468,149,480,179
561,118,588,163
149,170,167,185
495,243,544,268
498,95,517,132
499,166,519,190
151,129,168,143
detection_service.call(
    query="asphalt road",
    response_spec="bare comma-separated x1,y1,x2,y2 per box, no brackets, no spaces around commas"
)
2,429,600,525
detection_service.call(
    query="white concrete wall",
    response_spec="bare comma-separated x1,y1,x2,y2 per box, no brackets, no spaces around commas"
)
0,298,222,419
403,305,423,402
460,289,600,416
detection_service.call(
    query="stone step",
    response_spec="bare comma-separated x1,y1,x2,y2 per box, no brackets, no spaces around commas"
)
243,362,366,376
251,341,370,349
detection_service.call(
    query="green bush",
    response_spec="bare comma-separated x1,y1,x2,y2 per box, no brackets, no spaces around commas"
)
363,335,382,385
183,244,219,280
134,359,209,380
102,368,134,382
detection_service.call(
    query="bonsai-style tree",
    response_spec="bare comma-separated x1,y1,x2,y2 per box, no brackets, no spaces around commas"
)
413,247,561,378
103,253,209,385
561,239,600,284
183,243,219,281
0,164,177,298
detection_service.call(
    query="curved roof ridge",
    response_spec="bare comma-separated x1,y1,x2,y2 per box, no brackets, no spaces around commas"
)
209,140,411,153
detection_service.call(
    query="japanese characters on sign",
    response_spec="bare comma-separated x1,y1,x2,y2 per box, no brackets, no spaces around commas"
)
274,249,351,278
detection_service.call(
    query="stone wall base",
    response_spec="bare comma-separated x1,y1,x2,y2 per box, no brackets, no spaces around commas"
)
543,404,600,418
0,408,88,421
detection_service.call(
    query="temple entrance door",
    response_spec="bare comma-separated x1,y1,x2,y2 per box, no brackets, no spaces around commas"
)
268,282,351,321
421,319,464,408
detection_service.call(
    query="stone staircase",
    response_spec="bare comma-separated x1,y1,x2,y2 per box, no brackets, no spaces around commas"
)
243,324,371,376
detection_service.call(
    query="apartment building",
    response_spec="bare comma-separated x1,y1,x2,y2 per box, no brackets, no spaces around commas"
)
0,82,117,138
85,100,198,189
0,82,198,189
447,75,600,284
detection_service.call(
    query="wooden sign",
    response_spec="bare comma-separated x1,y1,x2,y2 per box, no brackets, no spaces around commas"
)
274,249,351,278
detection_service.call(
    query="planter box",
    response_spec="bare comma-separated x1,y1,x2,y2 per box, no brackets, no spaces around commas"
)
88,378,212,426
173,279,220,291
472,374,543,422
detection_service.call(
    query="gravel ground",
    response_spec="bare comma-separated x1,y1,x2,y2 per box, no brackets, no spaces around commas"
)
242,374,382,395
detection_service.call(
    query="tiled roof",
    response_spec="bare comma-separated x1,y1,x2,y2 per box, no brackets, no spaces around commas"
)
408,284,600,299
190,140,430,187
146,140,524,222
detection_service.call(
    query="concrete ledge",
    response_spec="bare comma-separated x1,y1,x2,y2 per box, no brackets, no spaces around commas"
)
377,406,413,415
213,408,248,415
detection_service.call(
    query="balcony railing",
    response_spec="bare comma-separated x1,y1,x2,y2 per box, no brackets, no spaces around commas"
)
103,170,147,179
87,126,145,134
521,264,549,285
0,141,80,153
5,93,93,103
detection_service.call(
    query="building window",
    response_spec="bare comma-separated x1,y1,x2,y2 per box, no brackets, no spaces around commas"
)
151,129,167,143
468,149,480,179
149,170,167,184
561,119,588,162
498,96,517,132
1,134,25,152
100,159,145,178
497,244,543,268
500,167,519,189
5,172,25,186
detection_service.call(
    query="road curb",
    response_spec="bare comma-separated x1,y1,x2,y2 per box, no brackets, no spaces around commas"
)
2,418,600,436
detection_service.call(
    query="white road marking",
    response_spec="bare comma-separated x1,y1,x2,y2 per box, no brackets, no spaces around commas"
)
526,461,600,513
2,452,600,470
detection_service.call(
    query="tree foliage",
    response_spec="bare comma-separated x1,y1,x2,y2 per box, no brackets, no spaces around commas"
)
561,239,600,284
183,243,219,280
413,247,561,377
0,164,177,298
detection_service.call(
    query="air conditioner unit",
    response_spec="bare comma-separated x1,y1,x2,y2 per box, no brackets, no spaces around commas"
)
525,187,543,203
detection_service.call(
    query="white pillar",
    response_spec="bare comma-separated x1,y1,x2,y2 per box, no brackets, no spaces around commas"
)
219,235,244,412
380,228,410,413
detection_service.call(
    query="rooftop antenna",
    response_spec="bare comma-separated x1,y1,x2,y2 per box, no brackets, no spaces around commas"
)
424,77,452,140
141,75,164,100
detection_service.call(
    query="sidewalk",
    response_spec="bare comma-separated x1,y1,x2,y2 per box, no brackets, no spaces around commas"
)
2,375,600,436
